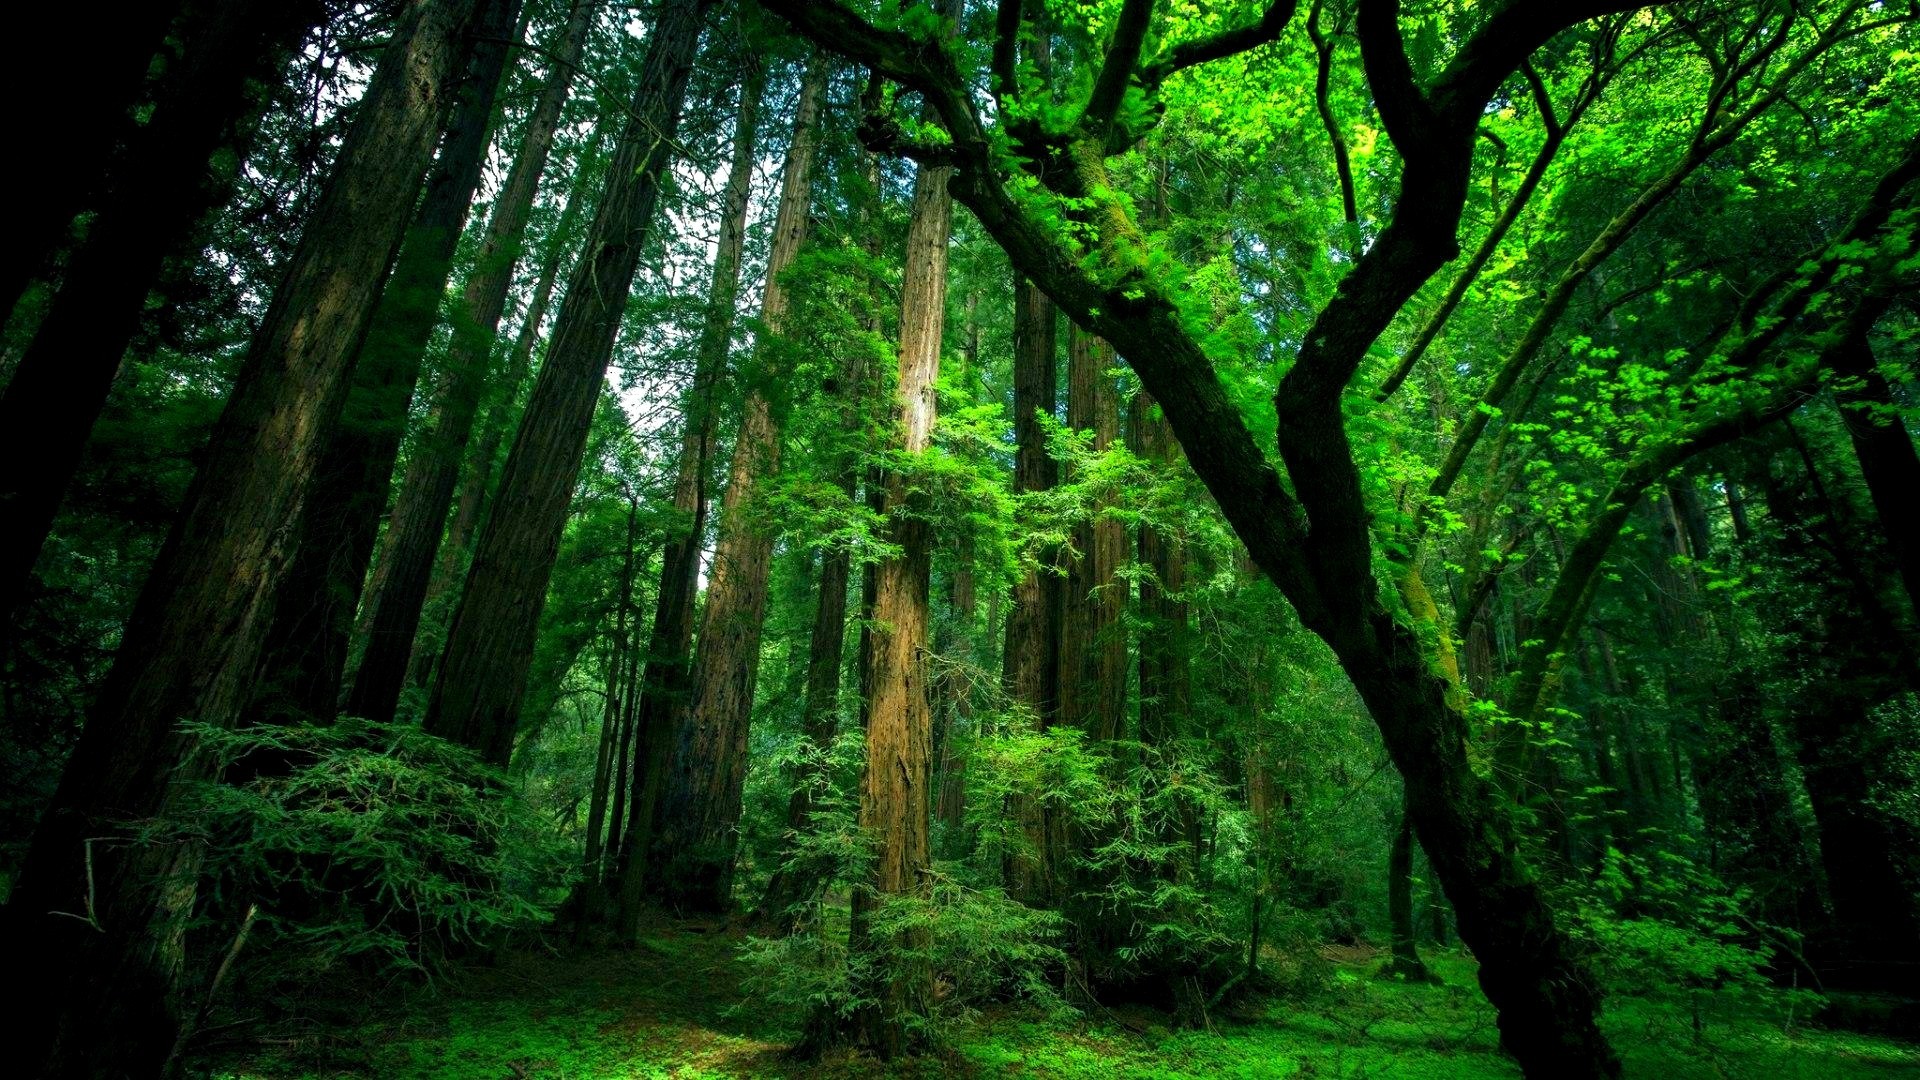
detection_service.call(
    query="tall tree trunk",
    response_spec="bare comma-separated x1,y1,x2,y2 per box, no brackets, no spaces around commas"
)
1831,333,1920,621
0,0,322,623
1129,392,1190,749
845,145,952,1062
637,54,773,912
424,0,714,766
409,154,598,688
1058,326,1125,743
754,155,872,925
935,523,978,846
3,3,487,1073
646,56,824,915
1000,276,1059,903
1387,800,1433,981
0,2,182,318
581,497,638,900
348,0,603,722
252,0,520,728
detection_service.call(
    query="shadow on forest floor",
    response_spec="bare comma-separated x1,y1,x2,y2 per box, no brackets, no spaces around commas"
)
208,913,1920,1079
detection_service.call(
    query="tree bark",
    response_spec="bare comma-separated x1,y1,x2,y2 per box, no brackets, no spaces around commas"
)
1129,391,1190,750
845,147,952,1061
252,0,521,728
3,2,487,1073
424,0,714,766
582,497,638,898
0,0,323,623
755,114,873,927
614,46,825,926
348,0,603,723
1000,276,1060,903
637,54,781,912
1058,325,1125,743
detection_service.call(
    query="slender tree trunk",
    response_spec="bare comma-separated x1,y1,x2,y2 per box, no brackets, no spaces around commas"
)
1130,391,1190,749
408,157,597,690
935,526,978,846
0,0,322,623
1831,333,1920,621
581,498,638,899
603,632,643,883
253,0,520,728
425,0,714,766
1387,800,1433,981
844,146,952,1061
348,0,603,722
0,2,182,318
1058,326,1125,743
608,49,820,934
755,173,871,925
639,55,777,912
3,3,486,1073
1000,276,1060,903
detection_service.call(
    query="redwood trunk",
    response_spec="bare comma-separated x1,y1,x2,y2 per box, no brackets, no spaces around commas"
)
1059,325,1125,743
348,0,603,722
847,151,952,1059
1129,392,1190,749
4,3,487,1073
647,56,824,914
1000,276,1060,903
424,0,714,766
254,0,520,726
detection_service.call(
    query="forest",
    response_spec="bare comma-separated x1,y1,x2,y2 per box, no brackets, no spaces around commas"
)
2,0,1918,1077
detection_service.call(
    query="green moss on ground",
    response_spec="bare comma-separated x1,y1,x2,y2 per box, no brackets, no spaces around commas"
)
212,925,1919,1079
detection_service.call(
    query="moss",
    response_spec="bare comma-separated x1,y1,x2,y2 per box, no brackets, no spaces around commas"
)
211,926,1919,1080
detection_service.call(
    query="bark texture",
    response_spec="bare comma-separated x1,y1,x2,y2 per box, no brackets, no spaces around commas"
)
1000,277,1060,904
847,149,952,1059
348,0,603,722
254,0,520,727
650,55,824,914
425,0,714,766
1059,326,1125,743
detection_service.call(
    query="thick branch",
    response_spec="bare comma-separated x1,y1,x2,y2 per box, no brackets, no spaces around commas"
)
1371,48,1614,402
1082,0,1155,141
1143,0,1298,89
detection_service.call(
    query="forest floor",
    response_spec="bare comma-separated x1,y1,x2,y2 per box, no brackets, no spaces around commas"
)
212,915,1920,1079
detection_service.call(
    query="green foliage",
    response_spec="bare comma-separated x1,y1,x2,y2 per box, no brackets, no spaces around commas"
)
154,717,573,982
1568,846,1815,1026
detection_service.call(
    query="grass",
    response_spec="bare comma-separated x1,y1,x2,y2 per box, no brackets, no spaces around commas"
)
210,920,1920,1079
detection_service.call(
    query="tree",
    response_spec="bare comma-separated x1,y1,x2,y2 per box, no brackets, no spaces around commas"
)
3,1,492,1072
841,115,954,1061
348,0,605,724
425,0,716,766
755,2,1688,1073
0,0,325,622
251,0,523,731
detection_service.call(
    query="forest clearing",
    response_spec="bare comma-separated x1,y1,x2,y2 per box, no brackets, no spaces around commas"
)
2,0,1918,1077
